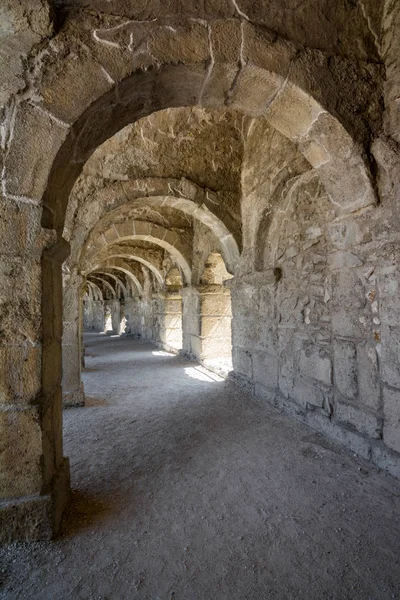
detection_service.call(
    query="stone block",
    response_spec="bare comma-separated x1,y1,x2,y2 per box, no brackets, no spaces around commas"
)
297,343,332,386
0,494,52,544
103,227,119,243
379,269,400,325
201,336,232,360
335,402,381,439
0,406,43,498
164,299,182,314
0,346,41,405
201,63,238,108
252,351,279,390
201,316,232,338
0,201,44,256
265,81,324,140
148,21,209,65
229,65,282,117
357,342,380,410
4,102,68,200
232,347,252,378
163,314,182,329
329,251,363,270
331,269,366,309
36,34,114,124
292,377,325,409
333,339,358,400
380,325,400,388
383,387,400,453
331,308,370,338
200,293,231,316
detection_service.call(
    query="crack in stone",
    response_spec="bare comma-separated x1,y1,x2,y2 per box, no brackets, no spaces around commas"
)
357,0,381,54
198,23,215,105
231,0,250,21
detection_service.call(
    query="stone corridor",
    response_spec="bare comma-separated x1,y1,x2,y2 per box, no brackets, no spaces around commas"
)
1,333,400,599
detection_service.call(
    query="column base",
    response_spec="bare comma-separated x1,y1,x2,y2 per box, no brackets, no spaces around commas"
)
63,383,85,407
0,457,70,543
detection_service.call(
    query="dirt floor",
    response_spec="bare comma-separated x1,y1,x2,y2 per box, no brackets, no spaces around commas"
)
1,333,400,600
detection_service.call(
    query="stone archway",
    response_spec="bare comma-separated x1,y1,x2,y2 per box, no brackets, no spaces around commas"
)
0,16,381,542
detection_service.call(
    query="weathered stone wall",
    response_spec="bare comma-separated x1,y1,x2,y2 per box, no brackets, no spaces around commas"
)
230,119,400,476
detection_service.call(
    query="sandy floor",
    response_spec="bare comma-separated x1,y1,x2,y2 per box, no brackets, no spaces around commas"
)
1,333,400,600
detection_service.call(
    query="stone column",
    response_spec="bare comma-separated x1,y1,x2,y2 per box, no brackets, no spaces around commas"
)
118,300,127,335
182,286,200,357
62,270,85,407
0,228,70,543
110,300,121,334
93,300,105,331
182,285,232,361
153,291,183,351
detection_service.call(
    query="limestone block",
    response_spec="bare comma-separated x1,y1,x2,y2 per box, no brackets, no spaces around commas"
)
201,65,238,108
0,256,42,346
164,299,182,314
379,269,400,325
265,81,324,142
328,218,369,250
228,65,283,117
189,335,202,358
331,269,366,309
182,313,200,336
383,387,400,453
0,493,52,544
201,316,232,338
200,336,232,360
329,251,363,270
252,351,279,390
242,21,294,75
381,325,400,389
232,347,252,378
297,343,332,386
0,202,46,256
210,20,241,63
333,339,358,400
115,221,134,238
357,342,380,411
0,406,43,498
331,308,371,338
148,21,209,65
34,33,114,124
4,102,69,200
61,344,81,391
292,377,325,409
103,227,119,243
163,314,182,329
335,402,381,439
165,329,182,348
0,346,41,406
200,293,231,316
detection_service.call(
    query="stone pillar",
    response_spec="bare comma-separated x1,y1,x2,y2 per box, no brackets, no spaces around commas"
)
182,285,232,362
62,270,85,407
110,300,120,334
83,295,94,329
118,300,127,335
154,291,183,351
182,286,200,356
0,229,70,543
93,300,105,331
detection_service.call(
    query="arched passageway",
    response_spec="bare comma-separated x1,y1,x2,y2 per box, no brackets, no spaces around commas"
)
1,10,400,599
